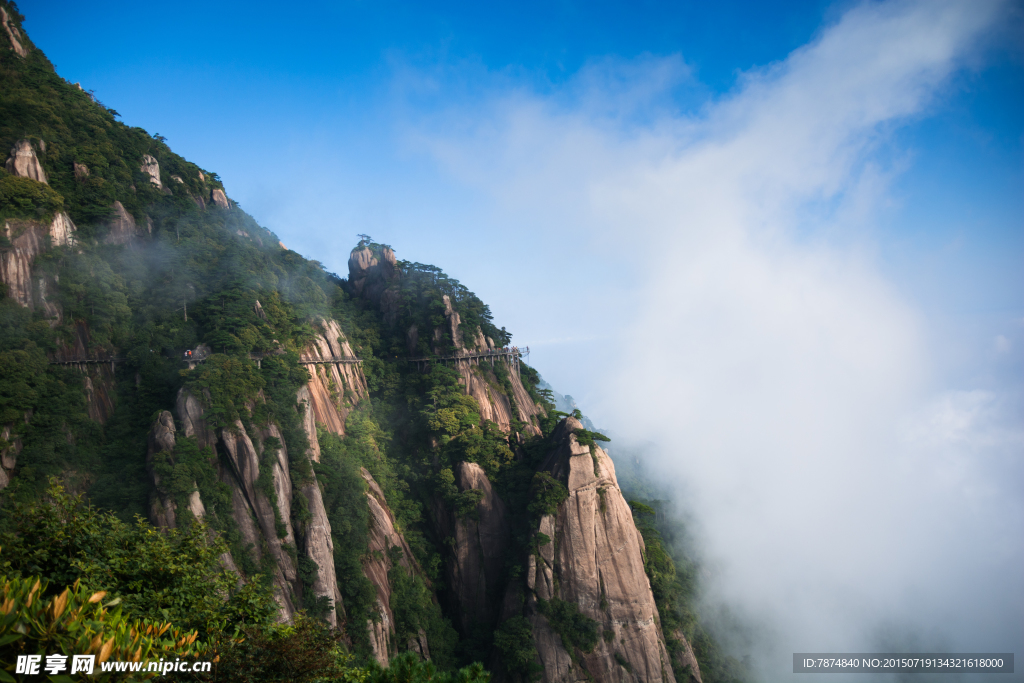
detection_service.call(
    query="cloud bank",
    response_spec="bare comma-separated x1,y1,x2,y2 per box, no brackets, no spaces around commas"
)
403,0,1021,679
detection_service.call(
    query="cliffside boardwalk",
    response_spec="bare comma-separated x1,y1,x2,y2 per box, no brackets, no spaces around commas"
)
409,345,529,372
47,357,125,371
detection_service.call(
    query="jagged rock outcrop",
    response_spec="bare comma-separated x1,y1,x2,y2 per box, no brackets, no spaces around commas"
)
104,201,138,244
361,467,430,665
433,295,544,435
73,162,89,180
176,387,217,450
173,386,345,625
523,418,677,683
146,411,205,529
49,212,75,247
5,140,46,182
294,384,344,627
1,6,26,57
299,318,368,437
1,213,76,308
443,462,511,632
211,188,229,209
140,154,161,188
348,246,400,323
218,418,299,619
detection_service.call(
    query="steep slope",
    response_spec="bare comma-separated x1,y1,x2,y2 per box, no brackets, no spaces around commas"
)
516,418,677,683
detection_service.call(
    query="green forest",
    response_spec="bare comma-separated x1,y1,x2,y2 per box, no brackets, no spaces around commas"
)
0,2,744,681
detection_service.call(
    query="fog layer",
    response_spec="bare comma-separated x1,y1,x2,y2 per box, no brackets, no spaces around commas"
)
405,0,1022,679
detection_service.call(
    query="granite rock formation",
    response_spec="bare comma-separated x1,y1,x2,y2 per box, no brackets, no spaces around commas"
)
211,187,229,208
524,418,678,683
5,139,47,183
140,154,162,188
1,6,27,57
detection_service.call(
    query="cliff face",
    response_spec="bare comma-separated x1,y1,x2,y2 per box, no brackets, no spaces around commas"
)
146,410,206,529
443,461,511,633
5,139,46,182
103,201,141,245
524,418,677,683
166,387,337,623
360,466,431,665
435,294,544,436
299,318,368,439
1,213,76,308
0,6,27,58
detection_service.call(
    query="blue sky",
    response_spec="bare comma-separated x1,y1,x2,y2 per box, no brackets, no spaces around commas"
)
20,0,1024,678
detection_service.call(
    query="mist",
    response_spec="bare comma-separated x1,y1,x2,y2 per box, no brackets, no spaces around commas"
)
393,0,1023,679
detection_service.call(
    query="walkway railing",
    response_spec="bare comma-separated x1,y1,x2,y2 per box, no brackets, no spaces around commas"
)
48,358,125,371
408,346,528,372
297,356,362,365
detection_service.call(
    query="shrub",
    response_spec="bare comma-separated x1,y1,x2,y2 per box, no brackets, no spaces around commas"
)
191,613,339,683
0,479,277,639
0,173,64,220
0,574,202,682
535,598,598,655
387,561,458,670
493,616,541,683
527,472,567,520
365,651,490,683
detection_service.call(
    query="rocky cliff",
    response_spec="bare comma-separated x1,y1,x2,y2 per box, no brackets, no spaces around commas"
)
1,213,76,308
0,6,26,58
167,384,344,625
299,317,368,438
522,418,677,683
442,461,511,633
5,139,46,182
361,466,432,664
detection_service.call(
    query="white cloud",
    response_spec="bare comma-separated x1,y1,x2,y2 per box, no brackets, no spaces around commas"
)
404,0,1021,677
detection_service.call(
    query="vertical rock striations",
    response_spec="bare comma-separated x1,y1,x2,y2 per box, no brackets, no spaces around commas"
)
445,462,511,632
295,382,344,628
1,214,76,308
360,467,431,665
523,418,677,683
299,318,368,438
146,411,205,529
217,418,299,619
169,385,351,626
